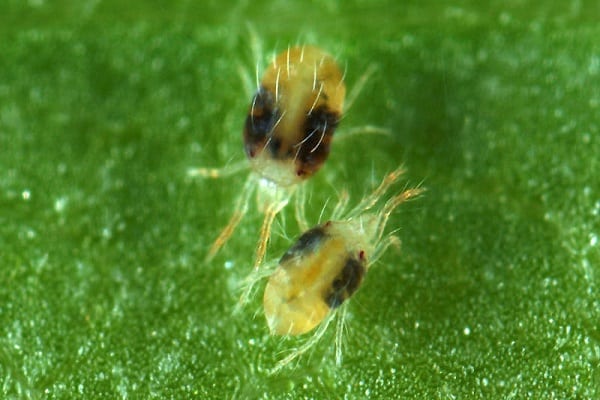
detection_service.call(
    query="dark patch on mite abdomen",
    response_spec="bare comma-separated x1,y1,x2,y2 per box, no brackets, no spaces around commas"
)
243,86,278,158
324,256,366,308
294,105,340,177
267,136,282,157
279,226,328,265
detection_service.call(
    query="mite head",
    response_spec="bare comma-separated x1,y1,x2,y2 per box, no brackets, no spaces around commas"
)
243,46,346,187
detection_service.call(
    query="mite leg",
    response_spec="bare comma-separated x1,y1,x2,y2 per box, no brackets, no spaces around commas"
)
369,235,402,266
187,160,248,179
240,23,264,96
334,304,348,366
269,310,338,375
335,63,391,143
205,176,255,262
343,63,377,112
337,125,391,141
331,189,349,221
253,198,288,270
348,166,406,218
373,187,425,243
236,259,278,310
294,184,309,231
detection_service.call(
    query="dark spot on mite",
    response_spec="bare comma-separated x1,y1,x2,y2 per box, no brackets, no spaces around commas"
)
268,137,282,156
324,256,366,308
279,226,328,265
243,86,278,158
294,105,340,177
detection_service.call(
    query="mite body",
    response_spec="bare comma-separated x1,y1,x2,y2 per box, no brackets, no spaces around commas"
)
245,46,345,185
256,167,423,370
263,222,366,335
189,46,347,268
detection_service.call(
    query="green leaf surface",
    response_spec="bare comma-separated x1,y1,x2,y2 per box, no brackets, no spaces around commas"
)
1,1,599,398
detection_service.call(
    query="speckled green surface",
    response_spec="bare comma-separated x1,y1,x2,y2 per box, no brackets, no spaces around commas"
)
1,1,599,398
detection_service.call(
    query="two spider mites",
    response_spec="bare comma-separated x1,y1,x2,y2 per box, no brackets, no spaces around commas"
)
189,45,421,371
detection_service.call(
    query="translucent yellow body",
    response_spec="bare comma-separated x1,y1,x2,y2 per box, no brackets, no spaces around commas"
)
262,167,423,339
264,223,366,335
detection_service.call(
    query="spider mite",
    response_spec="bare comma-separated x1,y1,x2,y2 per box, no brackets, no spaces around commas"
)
188,45,347,269
259,166,423,372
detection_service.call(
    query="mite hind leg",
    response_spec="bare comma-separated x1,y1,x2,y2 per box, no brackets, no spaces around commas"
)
269,309,340,374
253,197,289,270
205,176,255,262
294,184,309,231
334,304,348,366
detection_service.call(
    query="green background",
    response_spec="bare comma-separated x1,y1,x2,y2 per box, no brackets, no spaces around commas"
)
1,1,599,398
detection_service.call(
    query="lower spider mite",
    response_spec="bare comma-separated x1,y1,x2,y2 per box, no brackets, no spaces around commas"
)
188,44,378,269
244,166,423,372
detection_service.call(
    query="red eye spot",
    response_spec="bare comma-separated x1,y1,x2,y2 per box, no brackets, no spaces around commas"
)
359,250,365,260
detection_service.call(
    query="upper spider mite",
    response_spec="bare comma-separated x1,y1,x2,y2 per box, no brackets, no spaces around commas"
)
188,45,347,269
246,166,423,372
